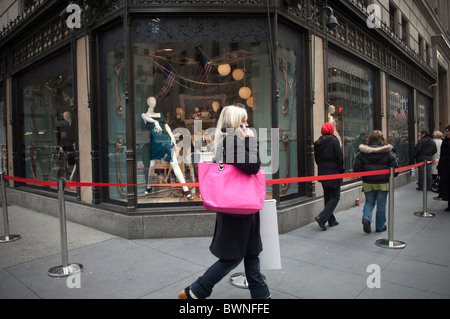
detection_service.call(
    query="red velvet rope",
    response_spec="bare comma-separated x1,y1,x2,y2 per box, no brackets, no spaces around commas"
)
4,160,436,188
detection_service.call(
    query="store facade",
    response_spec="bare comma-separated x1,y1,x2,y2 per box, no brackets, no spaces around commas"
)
0,0,443,238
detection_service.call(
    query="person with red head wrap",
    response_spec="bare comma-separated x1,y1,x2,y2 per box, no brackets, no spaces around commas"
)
313,122,344,230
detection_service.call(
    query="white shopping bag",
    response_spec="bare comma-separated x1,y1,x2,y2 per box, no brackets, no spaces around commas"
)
259,199,282,270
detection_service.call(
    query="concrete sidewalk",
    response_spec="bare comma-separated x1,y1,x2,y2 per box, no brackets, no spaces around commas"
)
1,182,449,299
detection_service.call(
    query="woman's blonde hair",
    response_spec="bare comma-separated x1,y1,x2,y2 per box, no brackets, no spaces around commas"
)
214,105,248,154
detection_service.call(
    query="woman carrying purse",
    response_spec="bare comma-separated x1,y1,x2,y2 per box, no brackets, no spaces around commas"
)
178,105,271,299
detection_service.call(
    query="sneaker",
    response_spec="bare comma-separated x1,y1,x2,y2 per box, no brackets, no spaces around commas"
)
376,225,387,232
362,218,371,233
315,216,327,231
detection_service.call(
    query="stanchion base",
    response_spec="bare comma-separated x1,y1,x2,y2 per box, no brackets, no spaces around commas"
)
0,234,21,243
48,263,83,278
230,272,266,289
375,238,406,249
414,211,435,218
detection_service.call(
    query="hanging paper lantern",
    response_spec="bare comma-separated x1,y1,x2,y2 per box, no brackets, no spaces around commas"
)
232,69,244,81
239,87,252,99
218,64,231,76
212,101,220,112
246,96,254,108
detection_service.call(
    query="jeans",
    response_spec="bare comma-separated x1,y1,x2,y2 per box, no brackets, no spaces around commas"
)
190,255,270,299
317,184,340,224
362,190,388,231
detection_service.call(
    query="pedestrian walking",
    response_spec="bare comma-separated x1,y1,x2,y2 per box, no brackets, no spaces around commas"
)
353,130,399,233
178,105,271,299
438,125,450,211
414,130,437,191
314,122,344,231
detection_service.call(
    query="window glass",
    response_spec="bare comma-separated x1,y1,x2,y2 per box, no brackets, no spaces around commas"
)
387,78,411,166
417,93,433,134
20,54,76,190
277,46,300,197
133,42,271,204
102,17,273,204
104,48,127,199
328,48,374,174
0,81,6,172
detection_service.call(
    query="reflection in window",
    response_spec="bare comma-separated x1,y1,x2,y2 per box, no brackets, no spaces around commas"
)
417,93,433,135
328,49,374,174
387,79,411,166
0,81,6,172
277,47,298,197
131,42,271,204
104,49,128,200
22,70,77,190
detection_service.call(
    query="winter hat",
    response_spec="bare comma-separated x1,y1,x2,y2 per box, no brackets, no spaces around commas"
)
321,122,334,135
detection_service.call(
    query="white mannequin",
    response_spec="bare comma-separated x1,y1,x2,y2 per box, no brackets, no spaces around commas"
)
142,97,193,200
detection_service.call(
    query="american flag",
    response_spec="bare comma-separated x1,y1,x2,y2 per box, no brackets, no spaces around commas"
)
393,108,407,121
194,50,212,92
156,63,176,102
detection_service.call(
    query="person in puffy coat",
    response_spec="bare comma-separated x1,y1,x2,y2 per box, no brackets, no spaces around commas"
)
353,130,399,233
414,130,437,191
313,122,344,230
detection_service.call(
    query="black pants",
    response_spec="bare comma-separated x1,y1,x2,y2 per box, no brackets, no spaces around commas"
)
418,164,432,190
440,171,450,208
318,183,341,224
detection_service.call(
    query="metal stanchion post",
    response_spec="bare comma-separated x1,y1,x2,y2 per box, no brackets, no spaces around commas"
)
414,161,435,218
48,178,83,278
0,172,21,243
375,167,406,249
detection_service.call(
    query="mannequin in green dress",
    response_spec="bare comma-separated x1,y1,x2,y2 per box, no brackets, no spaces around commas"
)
142,97,193,200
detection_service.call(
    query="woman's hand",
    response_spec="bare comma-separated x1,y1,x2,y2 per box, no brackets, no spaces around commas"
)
238,123,254,138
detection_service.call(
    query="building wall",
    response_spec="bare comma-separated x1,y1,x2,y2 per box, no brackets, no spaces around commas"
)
0,0,448,237
0,0,20,30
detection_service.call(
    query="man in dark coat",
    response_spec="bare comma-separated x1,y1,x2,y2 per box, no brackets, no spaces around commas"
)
438,125,450,211
313,122,344,230
415,130,437,191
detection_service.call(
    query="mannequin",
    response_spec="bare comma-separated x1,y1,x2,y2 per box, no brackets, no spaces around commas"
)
142,97,193,200
168,107,196,191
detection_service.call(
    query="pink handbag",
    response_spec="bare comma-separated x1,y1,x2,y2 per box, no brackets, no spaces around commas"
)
198,162,266,215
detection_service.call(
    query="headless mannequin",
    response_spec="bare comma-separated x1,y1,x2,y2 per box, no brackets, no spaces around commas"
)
168,107,196,191
142,97,193,200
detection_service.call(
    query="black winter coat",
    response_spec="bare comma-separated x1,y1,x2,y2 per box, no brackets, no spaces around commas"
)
438,138,450,201
209,135,263,260
438,138,450,175
353,144,399,184
414,134,437,163
314,134,344,187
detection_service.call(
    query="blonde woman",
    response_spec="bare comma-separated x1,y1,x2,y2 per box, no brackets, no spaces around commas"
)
178,105,270,299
